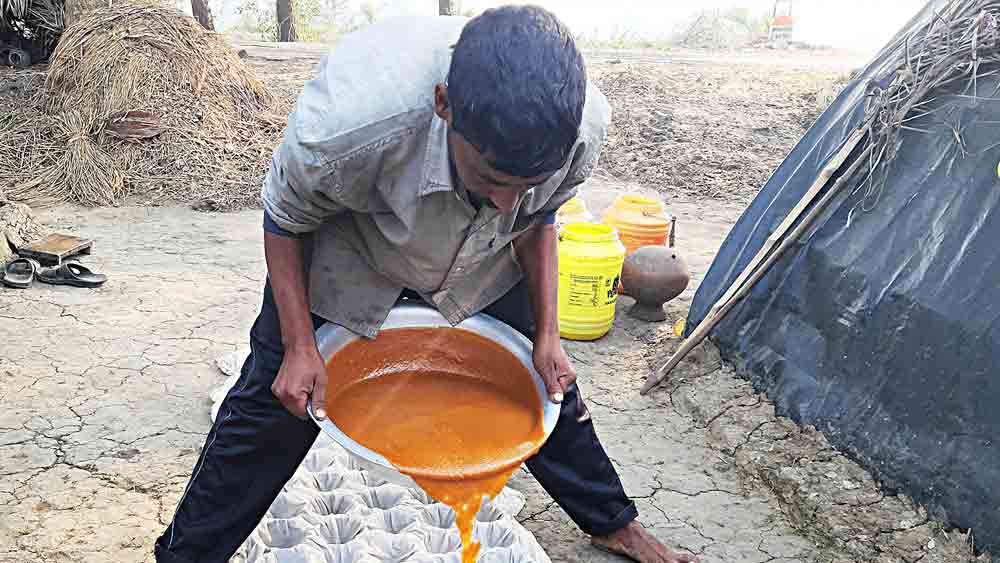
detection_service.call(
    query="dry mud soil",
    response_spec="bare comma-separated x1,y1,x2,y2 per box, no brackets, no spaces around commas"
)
0,184,982,563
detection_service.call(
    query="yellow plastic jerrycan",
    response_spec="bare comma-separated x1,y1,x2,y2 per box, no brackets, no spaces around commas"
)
602,194,671,255
557,222,627,341
556,195,594,227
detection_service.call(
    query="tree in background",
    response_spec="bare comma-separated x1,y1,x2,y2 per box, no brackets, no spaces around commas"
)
277,0,296,41
191,0,215,30
239,0,352,42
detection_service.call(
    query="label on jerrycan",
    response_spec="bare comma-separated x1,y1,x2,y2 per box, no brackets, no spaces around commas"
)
564,272,620,308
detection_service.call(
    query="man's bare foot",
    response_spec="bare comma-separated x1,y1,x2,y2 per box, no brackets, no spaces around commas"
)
592,521,699,563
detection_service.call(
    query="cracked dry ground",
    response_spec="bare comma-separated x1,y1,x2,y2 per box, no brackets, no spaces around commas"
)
0,203,982,563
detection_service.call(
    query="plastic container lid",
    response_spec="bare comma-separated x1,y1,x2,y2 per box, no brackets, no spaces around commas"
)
559,222,619,243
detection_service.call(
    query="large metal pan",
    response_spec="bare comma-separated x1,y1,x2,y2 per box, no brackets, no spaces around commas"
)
307,303,560,489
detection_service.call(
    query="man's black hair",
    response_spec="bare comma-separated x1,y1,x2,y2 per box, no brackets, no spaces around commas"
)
446,5,586,179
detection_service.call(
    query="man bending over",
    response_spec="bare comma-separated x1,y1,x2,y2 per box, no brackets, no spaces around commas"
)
155,6,698,563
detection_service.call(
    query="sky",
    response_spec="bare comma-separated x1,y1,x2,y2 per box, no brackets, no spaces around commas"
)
210,0,929,55
373,0,927,52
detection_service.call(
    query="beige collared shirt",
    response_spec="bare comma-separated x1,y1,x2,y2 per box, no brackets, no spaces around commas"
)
262,15,610,338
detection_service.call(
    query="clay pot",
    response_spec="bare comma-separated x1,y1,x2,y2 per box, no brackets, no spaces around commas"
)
620,246,690,322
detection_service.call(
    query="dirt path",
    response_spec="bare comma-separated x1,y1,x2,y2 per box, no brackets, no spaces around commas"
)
0,180,976,563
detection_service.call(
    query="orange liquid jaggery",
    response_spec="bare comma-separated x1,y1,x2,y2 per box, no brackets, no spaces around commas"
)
326,327,545,563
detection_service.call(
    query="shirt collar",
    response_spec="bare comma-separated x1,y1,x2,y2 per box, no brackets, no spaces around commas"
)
420,114,457,197
418,113,523,217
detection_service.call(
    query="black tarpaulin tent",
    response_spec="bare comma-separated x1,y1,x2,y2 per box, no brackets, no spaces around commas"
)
685,0,1000,554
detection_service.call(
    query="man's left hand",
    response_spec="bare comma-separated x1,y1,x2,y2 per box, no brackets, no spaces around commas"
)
533,332,577,403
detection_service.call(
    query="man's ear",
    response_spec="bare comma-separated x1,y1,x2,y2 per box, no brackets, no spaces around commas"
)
434,83,451,124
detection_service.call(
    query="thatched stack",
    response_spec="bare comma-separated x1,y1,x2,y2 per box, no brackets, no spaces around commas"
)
1,1,282,210
677,11,757,50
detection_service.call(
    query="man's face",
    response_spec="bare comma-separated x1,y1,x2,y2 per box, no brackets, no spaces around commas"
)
447,130,552,214
435,84,552,214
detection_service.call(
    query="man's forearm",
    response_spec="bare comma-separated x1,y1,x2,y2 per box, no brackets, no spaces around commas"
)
515,223,560,340
264,232,317,352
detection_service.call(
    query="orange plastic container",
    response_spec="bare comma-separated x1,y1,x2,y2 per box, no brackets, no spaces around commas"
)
601,194,671,255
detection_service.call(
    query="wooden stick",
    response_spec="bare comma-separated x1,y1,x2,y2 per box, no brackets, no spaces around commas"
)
641,127,871,395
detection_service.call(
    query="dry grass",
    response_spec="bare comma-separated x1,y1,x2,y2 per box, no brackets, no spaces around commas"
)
847,1,1000,213
10,111,125,207
43,3,268,119
0,1,284,210
591,59,843,203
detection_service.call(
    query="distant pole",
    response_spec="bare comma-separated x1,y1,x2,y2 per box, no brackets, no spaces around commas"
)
439,0,454,15
277,0,298,42
191,0,216,30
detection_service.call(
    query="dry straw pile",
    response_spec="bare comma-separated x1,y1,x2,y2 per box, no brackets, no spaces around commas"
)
590,62,811,203
849,0,1000,212
1,1,282,209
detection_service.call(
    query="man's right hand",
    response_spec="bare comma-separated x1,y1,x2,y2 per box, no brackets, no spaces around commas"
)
271,344,328,420
264,230,328,421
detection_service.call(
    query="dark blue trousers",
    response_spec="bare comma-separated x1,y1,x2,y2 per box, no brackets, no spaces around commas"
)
154,280,637,563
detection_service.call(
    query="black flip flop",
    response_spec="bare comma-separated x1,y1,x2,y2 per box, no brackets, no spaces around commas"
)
37,261,107,288
2,258,39,289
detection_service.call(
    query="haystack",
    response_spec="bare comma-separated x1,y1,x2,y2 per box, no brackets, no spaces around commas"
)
676,11,757,50
1,1,282,209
